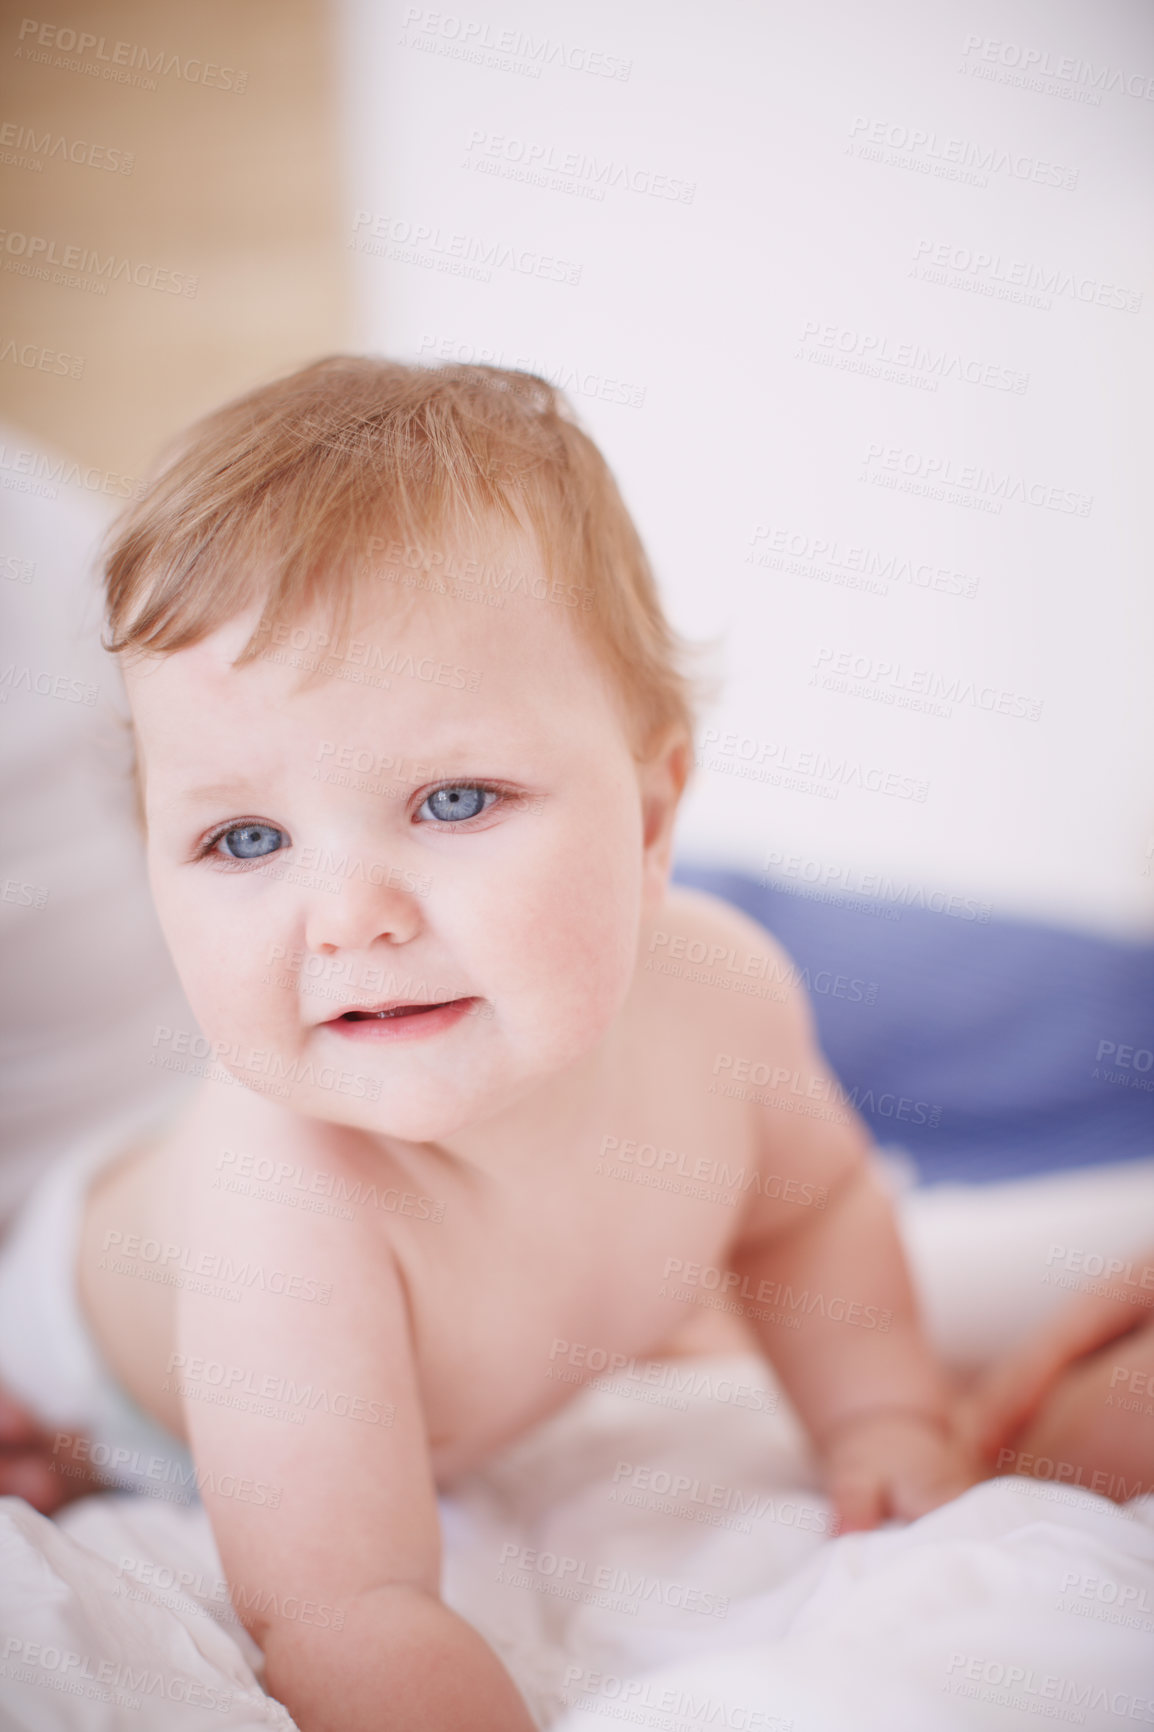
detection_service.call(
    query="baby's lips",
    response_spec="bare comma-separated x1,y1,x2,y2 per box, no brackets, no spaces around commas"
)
317,993,477,1025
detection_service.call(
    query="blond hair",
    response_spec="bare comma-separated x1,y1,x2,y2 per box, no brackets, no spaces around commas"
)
103,355,712,758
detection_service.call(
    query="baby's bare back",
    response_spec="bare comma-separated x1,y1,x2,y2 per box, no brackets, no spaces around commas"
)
80,888,806,1486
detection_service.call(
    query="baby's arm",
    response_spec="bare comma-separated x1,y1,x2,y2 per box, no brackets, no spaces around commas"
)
173,1103,534,1732
724,953,977,1528
736,1147,975,1529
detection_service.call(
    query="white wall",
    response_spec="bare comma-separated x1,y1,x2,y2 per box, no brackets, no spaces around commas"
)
339,0,1154,937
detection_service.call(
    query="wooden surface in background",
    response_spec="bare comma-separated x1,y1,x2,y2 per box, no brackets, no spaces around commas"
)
0,0,352,479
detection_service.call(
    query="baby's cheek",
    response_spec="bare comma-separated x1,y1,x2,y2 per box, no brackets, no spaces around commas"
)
196,953,286,1046
508,850,639,1050
162,893,294,1047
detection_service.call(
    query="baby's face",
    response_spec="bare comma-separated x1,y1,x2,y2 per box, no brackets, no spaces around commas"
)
126,532,677,1143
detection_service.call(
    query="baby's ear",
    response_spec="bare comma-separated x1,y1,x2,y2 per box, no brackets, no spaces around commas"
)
124,722,147,838
638,726,691,896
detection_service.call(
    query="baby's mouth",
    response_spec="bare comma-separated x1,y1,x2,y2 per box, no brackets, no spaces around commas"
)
320,996,479,1037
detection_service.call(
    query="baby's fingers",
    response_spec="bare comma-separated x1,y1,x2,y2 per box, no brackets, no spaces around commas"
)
0,1388,46,1448
0,1451,70,1513
890,1457,979,1523
828,1469,885,1535
0,1412,100,1514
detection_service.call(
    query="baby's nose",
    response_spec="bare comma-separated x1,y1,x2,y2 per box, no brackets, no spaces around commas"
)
304,871,423,956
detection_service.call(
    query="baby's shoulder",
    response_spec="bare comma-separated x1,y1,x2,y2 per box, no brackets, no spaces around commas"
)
654,882,788,956
637,884,805,1043
155,1079,378,1203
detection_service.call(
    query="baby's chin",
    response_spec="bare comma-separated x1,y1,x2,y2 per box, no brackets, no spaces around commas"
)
295,1089,498,1146
216,1046,562,1149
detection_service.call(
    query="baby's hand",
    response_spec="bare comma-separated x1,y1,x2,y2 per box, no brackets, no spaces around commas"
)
0,1384,99,1514
820,1407,981,1533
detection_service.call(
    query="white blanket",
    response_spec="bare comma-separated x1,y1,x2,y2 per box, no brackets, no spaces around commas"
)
3,1349,1153,1731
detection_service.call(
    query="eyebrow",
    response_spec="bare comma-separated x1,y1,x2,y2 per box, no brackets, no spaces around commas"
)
177,783,267,806
176,754,523,807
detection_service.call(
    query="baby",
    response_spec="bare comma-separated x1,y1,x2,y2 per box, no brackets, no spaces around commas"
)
3,359,977,1730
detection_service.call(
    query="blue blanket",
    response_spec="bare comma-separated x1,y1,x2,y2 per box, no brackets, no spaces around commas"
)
672,862,1154,1185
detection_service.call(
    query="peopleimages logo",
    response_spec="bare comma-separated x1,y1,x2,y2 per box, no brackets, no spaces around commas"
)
0,228,197,296
496,1543,729,1618
747,523,979,600
762,851,992,922
0,1637,238,1715
351,210,582,287
0,337,86,376
661,1257,893,1332
398,8,632,81
560,1665,793,1731
696,728,929,804
848,115,1079,189
463,129,694,202
911,238,1141,314
0,439,143,497
793,322,1029,396
943,1652,1154,1722
0,121,134,173
958,33,1154,103
860,441,1093,516
149,1026,382,1102
710,1053,940,1129
163,1353,394,1427
811,646,1044,721
14,18,249,92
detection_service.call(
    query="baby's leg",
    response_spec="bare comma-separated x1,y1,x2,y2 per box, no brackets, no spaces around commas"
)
1007,1316,1154,1500
958,1226,1154,1501
898,1159,1154,1379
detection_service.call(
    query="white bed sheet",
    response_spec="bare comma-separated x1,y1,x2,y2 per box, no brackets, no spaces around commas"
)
2,1349,1153,1731
3,1161,1153,1729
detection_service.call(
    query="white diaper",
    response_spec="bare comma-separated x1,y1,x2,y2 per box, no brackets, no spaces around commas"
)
0,1120,197,1499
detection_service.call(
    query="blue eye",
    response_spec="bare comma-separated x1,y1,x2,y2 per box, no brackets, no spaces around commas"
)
419,786,495,823
215,823,286,859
